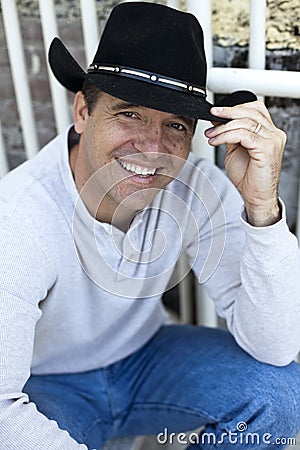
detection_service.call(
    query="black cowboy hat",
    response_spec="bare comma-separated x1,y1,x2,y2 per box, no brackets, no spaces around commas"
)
48,1,256,122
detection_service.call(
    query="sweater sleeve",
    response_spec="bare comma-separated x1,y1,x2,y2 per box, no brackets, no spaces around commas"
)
228,202,300,366
0,219,88,449
186,161,300,366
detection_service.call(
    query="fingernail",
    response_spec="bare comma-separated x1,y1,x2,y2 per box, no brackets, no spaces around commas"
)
205,127,214,134
211,107,223,114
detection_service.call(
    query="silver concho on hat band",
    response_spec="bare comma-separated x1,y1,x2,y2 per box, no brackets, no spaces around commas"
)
87,64,207,97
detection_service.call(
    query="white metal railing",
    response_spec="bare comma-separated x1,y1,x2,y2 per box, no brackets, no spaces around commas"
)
80,0,99,64
1,0,300,325
248,0,266,103
2,0,39,159
249,0,266,71
208,68,300,98
39,0,70,133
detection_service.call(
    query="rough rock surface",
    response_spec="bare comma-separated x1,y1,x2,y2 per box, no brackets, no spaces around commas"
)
212,0,300,49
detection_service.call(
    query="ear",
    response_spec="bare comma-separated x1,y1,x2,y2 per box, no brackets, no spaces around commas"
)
74,91,88,134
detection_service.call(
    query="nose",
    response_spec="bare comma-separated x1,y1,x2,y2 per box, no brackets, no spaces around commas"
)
134,124,168,159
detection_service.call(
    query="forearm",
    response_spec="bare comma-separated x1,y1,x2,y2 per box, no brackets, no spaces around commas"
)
0,293,87,450
228,203,300,366
0,398,87,450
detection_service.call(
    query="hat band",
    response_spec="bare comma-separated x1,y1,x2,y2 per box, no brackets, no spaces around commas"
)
87,64,206,97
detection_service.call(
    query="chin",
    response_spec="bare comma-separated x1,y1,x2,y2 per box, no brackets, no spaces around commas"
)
115,185,161,211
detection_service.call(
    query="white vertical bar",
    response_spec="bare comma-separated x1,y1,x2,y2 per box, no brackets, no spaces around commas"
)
39,0,70,134
249,0,266,70
0,122,9,177
196,284,218,327
186,0,213,67
297,181,300,243
249,0,266,102
178,255,194,324
186,0,214,162
80,0,99,65
2,0,39,159
167,0,181,9
186,0,218,328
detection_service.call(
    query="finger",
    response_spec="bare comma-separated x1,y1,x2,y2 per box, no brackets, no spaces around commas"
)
233,100,273,121
206,128,279,151
207,114,286,149
211,102,275,129
211,100,269,119
213,121,285,150
210,102,274,131
205,118,271,140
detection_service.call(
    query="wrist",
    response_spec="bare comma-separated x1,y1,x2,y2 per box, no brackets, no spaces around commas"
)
245,200,281,227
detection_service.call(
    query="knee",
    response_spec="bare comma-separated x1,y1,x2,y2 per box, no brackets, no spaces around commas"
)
238,361,300,439
264,362,300,436
203,363,300,449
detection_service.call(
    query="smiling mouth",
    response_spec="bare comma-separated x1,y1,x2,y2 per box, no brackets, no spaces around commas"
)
117,159,158,177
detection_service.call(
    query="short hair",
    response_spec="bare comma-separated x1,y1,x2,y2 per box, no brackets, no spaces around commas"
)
81,80,102,115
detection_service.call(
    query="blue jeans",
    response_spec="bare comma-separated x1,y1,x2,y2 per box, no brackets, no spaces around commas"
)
24,325,300,449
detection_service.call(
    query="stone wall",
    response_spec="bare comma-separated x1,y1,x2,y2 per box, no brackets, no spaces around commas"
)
212,0,300,49
0,0,299,229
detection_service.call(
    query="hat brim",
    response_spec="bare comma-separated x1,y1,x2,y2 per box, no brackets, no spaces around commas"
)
49,38,257,122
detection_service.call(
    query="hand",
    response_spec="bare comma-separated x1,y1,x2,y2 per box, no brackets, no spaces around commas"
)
205,101,286,227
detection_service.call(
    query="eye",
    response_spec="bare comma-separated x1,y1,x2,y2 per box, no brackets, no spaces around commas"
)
119,111,137,119
170,122,186,131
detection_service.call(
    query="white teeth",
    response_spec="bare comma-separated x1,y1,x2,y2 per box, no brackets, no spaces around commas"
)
118,160,157,176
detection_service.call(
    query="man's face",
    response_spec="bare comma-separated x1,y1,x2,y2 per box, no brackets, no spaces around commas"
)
73,91,195,223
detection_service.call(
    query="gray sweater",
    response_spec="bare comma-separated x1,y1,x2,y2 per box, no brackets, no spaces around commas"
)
0,127,299,449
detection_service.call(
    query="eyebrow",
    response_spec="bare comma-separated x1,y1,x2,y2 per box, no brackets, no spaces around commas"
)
110,100,140,112
174,115,195,130
110,100,195,129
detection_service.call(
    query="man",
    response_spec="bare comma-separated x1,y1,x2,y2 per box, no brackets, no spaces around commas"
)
0,2,300,449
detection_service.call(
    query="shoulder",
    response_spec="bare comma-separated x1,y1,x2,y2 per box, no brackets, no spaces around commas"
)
0,128,72,224
0,129,72,276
